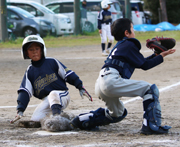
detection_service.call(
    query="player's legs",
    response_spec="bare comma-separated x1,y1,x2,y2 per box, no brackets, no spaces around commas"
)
95,67,152,117
47,90,70,115
100,24,108,56
95,67,171,134
141,84,171,134
98,67,152,99
106,24,114,53
31,97,51,121
99,90,125,117
31,90,70,121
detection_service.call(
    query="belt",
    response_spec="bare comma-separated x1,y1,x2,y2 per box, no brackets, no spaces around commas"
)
103,22,110,25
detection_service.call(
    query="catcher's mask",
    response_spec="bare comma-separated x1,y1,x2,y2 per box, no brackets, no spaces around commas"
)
101,0,113,9
22,35,46,59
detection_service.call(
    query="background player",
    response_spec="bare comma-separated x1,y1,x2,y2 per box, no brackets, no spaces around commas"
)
98,0,114,56
11,35,92,124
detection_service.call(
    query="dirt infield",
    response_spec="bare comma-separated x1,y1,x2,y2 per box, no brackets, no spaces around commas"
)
0,42,180,147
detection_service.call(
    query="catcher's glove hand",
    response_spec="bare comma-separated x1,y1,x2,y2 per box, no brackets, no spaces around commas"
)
146,36,176,54
79,86,93,101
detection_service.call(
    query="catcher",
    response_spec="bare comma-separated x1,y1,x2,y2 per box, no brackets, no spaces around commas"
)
70,18,176,135
11,35,92,125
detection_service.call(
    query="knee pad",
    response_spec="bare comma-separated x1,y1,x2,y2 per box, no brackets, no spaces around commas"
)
150,84,159,100
143,84,171,132
145,84,159,100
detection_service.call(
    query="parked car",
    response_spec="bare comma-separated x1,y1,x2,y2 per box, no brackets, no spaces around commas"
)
7,0,73,35
45,0,123,32
7,5,56,37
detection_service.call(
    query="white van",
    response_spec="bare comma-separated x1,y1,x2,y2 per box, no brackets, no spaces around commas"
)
130,0,145,25
7,0,74,35
118,0,145,25
45,0,123,32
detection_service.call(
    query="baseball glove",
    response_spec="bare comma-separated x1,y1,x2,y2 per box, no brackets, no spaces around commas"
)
146,36,176,54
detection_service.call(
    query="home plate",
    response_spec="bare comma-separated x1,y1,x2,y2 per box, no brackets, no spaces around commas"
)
32,131,78,136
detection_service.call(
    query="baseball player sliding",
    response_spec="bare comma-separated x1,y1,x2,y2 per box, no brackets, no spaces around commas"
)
98,0,114,56
11,35,92,124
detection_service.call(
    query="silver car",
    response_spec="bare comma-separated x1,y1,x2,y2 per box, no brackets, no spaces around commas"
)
45,0,123,32
7,0,73,35
7,5,56,37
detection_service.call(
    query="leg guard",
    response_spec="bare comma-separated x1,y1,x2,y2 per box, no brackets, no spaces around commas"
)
70,107,127,130
141,84,171,135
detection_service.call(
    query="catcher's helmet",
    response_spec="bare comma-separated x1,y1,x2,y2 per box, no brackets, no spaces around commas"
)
22,35,46,59
101,0,113,9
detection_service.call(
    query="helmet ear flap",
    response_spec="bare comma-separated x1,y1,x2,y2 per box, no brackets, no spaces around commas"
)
22,42,31,59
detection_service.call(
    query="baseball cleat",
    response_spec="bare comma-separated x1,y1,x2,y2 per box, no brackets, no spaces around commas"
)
102,50,108,56
107,48,111,53
140,124,170,135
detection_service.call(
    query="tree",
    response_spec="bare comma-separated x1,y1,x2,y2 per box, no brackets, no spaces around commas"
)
159,0,168,22
144,0,180,24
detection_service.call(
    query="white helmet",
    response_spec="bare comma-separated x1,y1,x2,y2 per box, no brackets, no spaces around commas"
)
101,0,113,9
21,35,47,59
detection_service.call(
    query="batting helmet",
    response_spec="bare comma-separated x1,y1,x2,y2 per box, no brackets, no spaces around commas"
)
22,35,46,59
101,0,113,9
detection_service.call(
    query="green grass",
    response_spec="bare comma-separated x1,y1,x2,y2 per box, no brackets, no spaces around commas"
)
135,31,180,43
1,30,180,49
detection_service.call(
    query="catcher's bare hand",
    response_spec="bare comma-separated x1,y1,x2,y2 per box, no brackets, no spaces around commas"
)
10,111,23,124
160,49,176,57
79,86,93,101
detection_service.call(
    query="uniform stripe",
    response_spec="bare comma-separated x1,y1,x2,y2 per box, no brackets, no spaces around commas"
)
59,91,69,106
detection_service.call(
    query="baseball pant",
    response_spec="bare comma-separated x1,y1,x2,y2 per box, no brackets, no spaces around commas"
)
100,24,114,43
31,90,70,121
95,67,153,117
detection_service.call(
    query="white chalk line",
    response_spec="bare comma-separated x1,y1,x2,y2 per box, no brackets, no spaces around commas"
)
124,81,180,104
72,139,176,147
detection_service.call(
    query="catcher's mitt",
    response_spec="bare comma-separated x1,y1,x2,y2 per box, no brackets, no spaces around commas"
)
146,36,176,54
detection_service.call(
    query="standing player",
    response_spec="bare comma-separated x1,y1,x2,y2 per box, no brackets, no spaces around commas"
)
11,35,92,124
70,18,175,135
98,0,114,56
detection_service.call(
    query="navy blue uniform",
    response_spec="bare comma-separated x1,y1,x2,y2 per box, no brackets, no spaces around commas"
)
95,37,164,117
98,9,112,29
103,37,163,78
17,57,82,112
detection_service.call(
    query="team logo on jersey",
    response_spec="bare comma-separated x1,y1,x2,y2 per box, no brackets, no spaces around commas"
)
104,15,112,21
34,73,58,95
28,37,38,41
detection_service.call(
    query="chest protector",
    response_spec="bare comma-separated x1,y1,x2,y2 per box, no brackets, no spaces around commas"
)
105,38,137,79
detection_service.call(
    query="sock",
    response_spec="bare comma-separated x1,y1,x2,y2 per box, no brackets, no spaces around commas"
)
51,104,62,115
107,42,112,49
101,43,105,52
